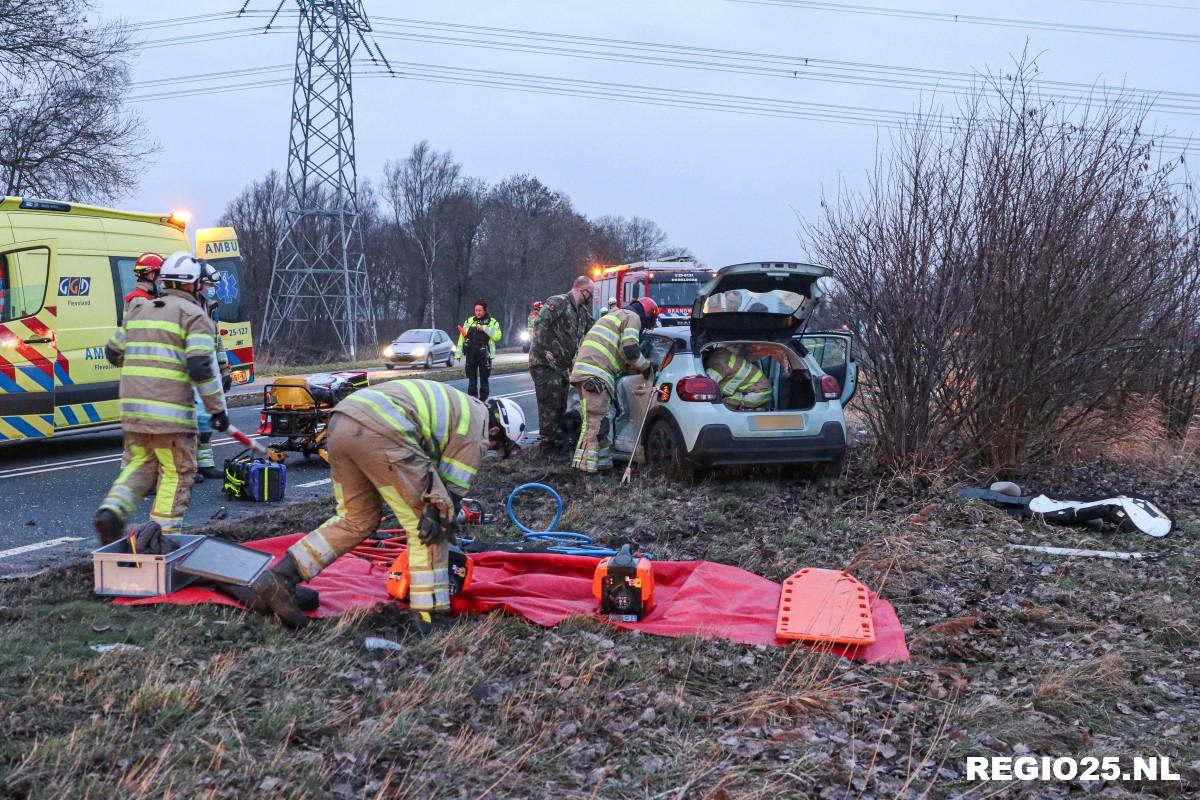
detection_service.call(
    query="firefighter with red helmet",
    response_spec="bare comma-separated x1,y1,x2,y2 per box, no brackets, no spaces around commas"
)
124,252,164,308
568,297,659,474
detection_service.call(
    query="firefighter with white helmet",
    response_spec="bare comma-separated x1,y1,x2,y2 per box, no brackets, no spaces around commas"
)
194,262,232,481
246,380,512,634
95,251,229,542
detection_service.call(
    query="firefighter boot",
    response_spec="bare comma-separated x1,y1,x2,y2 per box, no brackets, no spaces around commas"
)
409,610,454,639
93,509,125,546
249,552,310,629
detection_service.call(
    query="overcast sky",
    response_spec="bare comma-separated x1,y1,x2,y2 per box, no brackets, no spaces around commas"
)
102,0,1199,267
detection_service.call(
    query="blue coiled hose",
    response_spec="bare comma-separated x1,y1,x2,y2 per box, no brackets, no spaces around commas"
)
505,482,621,557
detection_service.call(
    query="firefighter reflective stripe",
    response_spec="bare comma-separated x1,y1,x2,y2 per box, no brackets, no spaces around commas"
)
120,398,195,425
101,444,151,515
452,389,471,436
152,446,180,524
439,456,475,490
108,328,127,350
122,365,190,383
343,391,419,442
128,319,185,337
418,381,450,448
706,351,771,408
184,332,214,355
124,343,185,364
377,482,451,611
570,309,644,393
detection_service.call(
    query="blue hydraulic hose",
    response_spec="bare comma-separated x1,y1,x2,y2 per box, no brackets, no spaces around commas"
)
505,482,625,557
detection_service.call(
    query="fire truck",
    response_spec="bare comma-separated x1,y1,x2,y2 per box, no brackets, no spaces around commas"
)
590,258,713,325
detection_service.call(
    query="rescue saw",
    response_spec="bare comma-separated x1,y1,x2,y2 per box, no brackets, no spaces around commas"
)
592,544,654,622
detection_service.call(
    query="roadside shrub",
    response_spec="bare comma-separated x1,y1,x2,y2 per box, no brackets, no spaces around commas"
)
806,59,1200,475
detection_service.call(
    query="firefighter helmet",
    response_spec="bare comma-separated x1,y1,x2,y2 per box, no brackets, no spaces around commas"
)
631,296,660,327
159,251,203,286
132,252,164,278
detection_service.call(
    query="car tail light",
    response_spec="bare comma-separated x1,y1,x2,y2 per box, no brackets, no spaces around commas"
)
676,375,719,402
820,374,841,400
257,412,271,435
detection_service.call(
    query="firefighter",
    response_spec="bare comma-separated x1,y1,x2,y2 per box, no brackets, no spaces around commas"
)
194,266,233,482
529,276,594,456
569,297,659,474
704,345,775,411
246,380,514,634
606,296,618,313
455,299,502,401
94,252,228,542
124,252,163,308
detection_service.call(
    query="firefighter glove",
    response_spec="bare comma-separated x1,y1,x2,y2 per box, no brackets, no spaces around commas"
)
417,504,457,546
210,411,230,432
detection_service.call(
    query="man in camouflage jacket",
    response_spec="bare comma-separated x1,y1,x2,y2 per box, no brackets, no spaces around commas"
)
528,275,594,454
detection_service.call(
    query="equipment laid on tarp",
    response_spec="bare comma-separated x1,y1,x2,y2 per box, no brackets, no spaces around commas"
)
593,544,655,622
93,534,203,597
114,533,909,663
958,486,1173,537
256,370,367,464
385,545,475,602
176,537,274,586
776,568,875,646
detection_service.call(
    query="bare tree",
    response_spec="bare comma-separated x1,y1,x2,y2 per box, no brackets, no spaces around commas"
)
382,141,462,328
590,215,690,263
0,0,152,201
218,170,287,330
806,58,1197,474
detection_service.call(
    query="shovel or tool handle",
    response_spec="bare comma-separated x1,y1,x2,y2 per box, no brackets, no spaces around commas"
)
621,381,657,485
227,424,268,456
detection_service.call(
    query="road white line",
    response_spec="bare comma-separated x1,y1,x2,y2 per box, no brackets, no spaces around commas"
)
296,477,332,488
0,536,86,561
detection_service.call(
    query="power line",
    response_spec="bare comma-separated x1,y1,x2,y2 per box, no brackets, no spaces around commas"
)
364,21,1200,116
119,59,1196,155
727,0,1200,44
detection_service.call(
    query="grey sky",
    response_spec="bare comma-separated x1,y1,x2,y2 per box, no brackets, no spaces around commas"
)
102,0,1199,267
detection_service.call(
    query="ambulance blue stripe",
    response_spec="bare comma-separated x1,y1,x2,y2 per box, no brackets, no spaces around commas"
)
61,406,80,426
4,416,45,438
17,366,53,392
0,373,22,393
225,350,243,365
84,403,101,423
54,362,74,385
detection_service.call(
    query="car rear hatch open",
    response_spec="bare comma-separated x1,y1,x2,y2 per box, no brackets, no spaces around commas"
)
690,261,829,347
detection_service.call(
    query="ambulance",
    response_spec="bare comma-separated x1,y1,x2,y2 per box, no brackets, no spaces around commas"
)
0,197,254,444
194,226,255,386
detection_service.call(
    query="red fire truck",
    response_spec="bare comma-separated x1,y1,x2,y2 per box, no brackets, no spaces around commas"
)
590,258,713,325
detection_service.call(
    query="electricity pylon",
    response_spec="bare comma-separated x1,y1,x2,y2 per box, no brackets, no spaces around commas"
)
257,0,388,360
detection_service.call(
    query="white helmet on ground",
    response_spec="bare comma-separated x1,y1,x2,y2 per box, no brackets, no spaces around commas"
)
159,251,203,285
487,396,526,456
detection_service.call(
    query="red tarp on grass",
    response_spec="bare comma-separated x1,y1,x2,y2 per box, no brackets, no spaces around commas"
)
117,533,908,664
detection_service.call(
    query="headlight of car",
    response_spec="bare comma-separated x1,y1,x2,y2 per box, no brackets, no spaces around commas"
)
519,330,530,343
383,345,394,357
411,347,427,358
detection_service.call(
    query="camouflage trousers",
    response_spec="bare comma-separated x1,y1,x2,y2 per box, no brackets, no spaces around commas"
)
530,364,569,450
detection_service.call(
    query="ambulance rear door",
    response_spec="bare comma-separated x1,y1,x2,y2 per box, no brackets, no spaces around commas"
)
0,239,59,442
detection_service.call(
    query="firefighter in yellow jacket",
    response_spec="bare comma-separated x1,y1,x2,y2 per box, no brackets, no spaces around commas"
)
569,297,660,474
247,380,515,634
94,253,228,543
704,346,775,411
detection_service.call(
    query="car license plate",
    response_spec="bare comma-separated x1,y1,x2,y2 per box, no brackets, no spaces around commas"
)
231,368,250,385
749,414,805,431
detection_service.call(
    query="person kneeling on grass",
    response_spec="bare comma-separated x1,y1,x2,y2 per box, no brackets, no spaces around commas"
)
247,379,512,636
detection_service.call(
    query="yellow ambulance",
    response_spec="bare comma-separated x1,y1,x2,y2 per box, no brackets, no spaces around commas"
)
194,226,255,386
0,197,254,444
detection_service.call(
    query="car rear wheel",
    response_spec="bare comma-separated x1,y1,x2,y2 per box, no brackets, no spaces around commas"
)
645,419,694,480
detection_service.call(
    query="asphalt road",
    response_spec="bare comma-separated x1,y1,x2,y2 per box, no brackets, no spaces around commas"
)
0,370,538,577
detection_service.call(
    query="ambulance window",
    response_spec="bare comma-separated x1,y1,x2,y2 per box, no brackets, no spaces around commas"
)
204,256,244,323
0,247,50,323
109,256,137,324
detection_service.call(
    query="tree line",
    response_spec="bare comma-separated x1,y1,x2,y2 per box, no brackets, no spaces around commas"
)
221,140,691,358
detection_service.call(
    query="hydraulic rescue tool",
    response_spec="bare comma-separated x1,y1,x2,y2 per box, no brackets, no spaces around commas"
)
593,544,655,622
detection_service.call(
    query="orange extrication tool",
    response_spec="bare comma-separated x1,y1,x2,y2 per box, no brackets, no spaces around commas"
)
386,546,474,603
775,568,875,646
